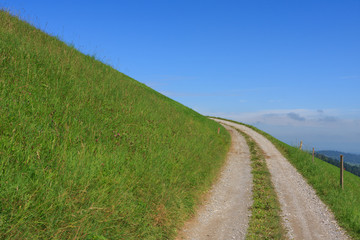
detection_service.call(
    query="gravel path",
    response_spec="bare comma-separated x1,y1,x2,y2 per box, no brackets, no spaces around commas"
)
177,125,253,240
215,119,350,240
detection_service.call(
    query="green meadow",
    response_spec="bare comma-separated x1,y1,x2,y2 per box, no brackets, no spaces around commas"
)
0,11,230,239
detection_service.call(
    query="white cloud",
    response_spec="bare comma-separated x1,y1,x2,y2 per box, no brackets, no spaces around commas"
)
209,109,360,153
287,112,306,121
215,108,345,127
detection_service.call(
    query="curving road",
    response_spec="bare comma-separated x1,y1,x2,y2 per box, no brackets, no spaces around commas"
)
178,119,350,239
214,119,349,240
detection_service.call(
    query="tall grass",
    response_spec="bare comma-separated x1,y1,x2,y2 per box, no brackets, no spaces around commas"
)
0,11,230,239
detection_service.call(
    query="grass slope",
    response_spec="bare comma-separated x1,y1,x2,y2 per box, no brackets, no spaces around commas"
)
0,11,230,239
216,118,360,239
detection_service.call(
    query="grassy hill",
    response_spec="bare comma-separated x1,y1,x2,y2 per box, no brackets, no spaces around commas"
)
0,11,230,239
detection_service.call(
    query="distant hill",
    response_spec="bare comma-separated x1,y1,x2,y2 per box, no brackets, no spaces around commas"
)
314,151,360,178
317,151,360,165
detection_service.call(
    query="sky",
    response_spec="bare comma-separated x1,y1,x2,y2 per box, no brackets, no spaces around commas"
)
2,0,360,153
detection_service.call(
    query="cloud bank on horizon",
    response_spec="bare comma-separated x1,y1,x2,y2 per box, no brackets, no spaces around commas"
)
209,109,360,154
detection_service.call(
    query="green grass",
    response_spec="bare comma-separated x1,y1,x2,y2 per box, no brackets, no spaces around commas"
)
0,11,230,239
239,131,285,239
217,117,360,239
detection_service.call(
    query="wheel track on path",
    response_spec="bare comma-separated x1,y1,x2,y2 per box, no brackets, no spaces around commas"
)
178,119,350,239
215,119,350,240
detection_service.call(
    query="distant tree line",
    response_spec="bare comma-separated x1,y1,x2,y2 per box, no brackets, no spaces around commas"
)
317,150,360,165
315,153,360,177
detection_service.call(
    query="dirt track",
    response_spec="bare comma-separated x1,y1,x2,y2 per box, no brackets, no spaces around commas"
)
177,125,252,240
214,119,349,240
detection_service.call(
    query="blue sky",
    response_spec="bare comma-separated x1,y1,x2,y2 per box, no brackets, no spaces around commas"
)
2,0,360,153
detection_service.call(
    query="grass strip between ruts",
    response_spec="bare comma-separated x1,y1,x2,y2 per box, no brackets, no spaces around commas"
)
237,130,286,240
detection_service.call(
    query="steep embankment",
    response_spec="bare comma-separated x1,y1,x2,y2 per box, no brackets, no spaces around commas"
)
0,11,230,239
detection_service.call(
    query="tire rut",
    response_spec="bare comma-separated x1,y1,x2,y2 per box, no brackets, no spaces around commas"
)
215,119,350,240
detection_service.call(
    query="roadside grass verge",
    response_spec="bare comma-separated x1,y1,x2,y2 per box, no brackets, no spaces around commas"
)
238,130,286,239
0,11,230,239
216,117,360,239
